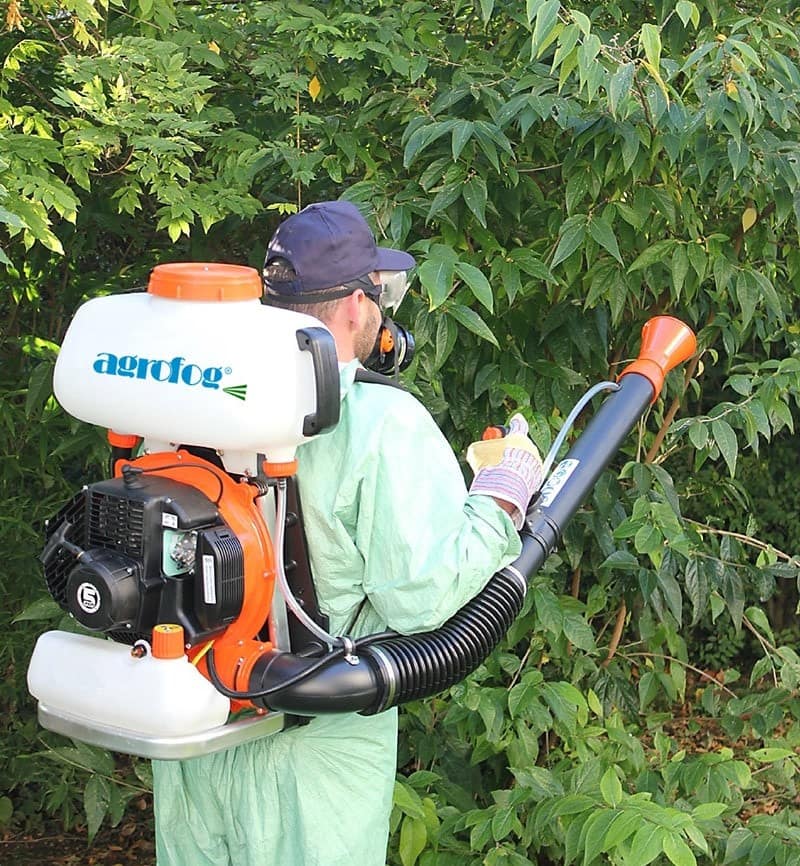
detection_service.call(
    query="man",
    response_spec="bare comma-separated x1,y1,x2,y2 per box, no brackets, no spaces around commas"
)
152,201,542,866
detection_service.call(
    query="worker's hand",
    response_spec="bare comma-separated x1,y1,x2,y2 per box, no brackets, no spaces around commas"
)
467,413,543,529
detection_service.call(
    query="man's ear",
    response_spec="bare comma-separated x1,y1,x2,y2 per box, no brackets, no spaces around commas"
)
341,289,364,326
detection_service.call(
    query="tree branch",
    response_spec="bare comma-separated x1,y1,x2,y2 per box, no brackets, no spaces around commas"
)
601,601,627,667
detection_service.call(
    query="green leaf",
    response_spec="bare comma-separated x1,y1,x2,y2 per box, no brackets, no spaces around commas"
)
599,550,639,571
394,781,426,819
599,767,623,807
676,1,699,27
491,805,518,841
0,205,26,230
434,315,457,369
417,258,455,310
451,120,475,161
0,796,12,825
562,613,595,651
428,181,464,219
12,597,62,623
735,271,758,328
691,802,727,820
723,827,753,863
688,422,708,450
603,811,640,851
648,463,681,515
533,586,563,632
656,565,683,623
583,810,617,866
750,271,784,320
446,304,499,347
531,1,561,59
399,815,427,866
640,24,662,71
462,177,488,228
711,418,738,477
628,240,676,272
479,0,495,24
552,215,587,267
403,121,456,169
634,523,662,555
671,244,690,297
508,673,543,719
608,62,635,117
512,766,563,798
684,558,708,626
571,9,591,36
587,214,622,263
587,689,603,717
745,606,775,644
25,362,54,418
749,655,774,687
84,776,110,843
664,833,697,866
748,747,795,762
630,823,666,866
727,139,750,180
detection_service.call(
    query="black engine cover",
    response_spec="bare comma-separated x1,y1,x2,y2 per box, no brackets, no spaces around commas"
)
41,470,246,645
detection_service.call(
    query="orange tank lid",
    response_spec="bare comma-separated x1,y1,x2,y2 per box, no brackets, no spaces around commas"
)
152,624,186,659
107,430,140,448
148,263,262,301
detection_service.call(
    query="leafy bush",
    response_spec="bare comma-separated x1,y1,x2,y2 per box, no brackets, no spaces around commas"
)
3,0,800,862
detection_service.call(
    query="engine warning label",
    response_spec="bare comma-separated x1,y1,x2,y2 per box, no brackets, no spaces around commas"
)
202,555,217,605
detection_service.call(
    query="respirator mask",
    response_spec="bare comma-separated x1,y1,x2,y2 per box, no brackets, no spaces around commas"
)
361,270,415,376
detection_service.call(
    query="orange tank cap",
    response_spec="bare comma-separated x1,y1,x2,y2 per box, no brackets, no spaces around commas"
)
148,263,262,301
107,430,140,448
262,459,299,478
152,624,186,659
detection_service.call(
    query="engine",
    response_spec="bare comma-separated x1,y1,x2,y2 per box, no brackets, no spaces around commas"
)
41,467,246,646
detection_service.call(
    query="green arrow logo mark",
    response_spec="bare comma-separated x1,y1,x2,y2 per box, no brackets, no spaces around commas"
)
223,384,248,401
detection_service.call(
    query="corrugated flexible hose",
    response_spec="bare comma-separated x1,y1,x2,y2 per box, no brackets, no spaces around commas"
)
245,372,659,717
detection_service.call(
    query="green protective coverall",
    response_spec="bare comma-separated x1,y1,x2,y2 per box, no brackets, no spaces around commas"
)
152,360,522,866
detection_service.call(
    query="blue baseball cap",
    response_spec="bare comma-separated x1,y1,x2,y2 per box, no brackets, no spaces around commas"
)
264,201,415,296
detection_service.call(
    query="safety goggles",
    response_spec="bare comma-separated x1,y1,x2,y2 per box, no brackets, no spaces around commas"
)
346,271,410,312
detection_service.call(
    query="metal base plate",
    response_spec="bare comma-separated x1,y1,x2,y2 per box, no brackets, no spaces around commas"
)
38,704,287,760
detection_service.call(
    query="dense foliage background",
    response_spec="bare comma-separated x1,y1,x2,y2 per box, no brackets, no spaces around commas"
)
3,0,800,864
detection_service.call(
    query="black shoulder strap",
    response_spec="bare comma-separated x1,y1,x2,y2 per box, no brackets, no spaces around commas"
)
281,476,331,655
276,371,402,654
354,368,406,389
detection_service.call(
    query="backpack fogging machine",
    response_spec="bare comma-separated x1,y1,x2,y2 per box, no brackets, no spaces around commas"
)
26,263,697,760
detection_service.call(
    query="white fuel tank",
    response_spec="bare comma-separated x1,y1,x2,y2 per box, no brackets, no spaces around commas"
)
53,263,339,463
28,630,231,737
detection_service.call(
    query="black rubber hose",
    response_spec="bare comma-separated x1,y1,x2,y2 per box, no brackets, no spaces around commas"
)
248,373,656,717
252,563,531,716
365,569,527,710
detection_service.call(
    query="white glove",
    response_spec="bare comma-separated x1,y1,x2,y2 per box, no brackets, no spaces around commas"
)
467,414,543,529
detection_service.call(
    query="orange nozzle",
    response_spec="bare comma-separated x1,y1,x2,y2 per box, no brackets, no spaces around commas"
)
618,316,697,402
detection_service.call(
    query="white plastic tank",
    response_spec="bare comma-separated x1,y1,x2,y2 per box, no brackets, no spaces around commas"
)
27,628,231,737
53,263,339,463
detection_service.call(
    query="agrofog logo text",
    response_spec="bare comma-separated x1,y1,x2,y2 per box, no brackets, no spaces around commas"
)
92,352,247,400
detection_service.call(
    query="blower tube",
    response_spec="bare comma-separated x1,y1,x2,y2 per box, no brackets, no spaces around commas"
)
245,317,697,718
